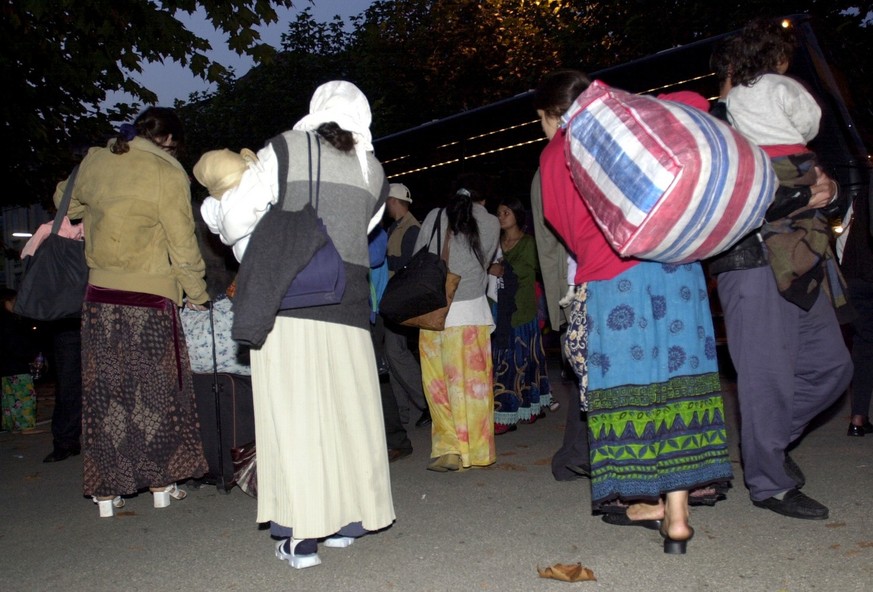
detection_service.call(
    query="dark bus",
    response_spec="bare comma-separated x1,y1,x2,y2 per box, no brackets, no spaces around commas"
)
373,14,870,220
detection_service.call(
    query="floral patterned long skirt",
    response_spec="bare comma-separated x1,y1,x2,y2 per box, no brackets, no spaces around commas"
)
81,287,208,497
564,262,733,509
419,325,495,468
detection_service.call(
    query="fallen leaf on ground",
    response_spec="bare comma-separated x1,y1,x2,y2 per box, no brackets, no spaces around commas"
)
537,563,597,582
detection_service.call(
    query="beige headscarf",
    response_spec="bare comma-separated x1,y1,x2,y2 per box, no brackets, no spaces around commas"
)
292,80,374,183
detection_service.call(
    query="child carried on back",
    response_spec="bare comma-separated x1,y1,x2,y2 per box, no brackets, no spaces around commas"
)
725,19,844,312
725,18,822,218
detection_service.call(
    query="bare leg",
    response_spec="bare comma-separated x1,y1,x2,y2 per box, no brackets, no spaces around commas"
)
662,490,693,541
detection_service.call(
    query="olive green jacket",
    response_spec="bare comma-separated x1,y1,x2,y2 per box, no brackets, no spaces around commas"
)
54,137,207,305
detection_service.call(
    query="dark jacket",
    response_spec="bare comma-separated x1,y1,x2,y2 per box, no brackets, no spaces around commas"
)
0,309,38,376
231,206,326,348
840,192,873,283
708,185,846,275
706,102,845,274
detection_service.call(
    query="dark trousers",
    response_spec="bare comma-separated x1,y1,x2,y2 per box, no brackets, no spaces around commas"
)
718,266,853,500
551,328,590,480
847,278,873,418
271,520,366,541
50,320,83,451
384,321,427,423
372,317,412,452
551,405,590,480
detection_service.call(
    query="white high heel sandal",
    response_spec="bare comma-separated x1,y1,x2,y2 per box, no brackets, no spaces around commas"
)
150,484,187,508
91,496,125,518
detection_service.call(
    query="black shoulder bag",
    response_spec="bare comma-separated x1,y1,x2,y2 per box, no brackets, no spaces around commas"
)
380,209,461,331
14,166,88,321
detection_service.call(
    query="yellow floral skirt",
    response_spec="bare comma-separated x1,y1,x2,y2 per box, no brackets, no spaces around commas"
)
419,325,495,468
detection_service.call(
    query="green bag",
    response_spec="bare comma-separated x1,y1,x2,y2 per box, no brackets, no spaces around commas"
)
1,373,37,432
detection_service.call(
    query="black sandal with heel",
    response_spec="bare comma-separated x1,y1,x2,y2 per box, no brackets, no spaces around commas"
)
660,524,694,554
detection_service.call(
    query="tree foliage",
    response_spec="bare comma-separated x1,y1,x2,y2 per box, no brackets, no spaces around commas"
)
184,0,872,156
181,6,354,167
349,0,591,133
3,0,871,207
182,0,595,165
0,0,298,206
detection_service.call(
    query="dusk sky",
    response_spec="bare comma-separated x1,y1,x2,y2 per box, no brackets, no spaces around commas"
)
129,0,375,105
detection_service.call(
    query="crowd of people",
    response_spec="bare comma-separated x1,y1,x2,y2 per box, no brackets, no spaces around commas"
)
5,15,870,569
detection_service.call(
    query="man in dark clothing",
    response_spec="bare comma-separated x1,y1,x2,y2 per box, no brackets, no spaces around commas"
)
370,227,413,461
708,39,852,519
384,183,431,428
43,319,83,462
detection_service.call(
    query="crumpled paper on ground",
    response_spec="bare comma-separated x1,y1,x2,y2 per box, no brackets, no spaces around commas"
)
537,563,597,582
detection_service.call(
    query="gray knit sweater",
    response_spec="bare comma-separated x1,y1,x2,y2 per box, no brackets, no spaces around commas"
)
415,204,499,303
273,130,388,330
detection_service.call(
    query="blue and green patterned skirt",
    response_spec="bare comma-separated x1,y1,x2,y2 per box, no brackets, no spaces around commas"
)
565,261,732,508
493,318,552,426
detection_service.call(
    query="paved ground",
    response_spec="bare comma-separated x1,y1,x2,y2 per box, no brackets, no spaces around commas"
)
2,358,872,592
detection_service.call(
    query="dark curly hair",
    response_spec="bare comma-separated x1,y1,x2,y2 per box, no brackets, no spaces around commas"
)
710,34,742,86
730,18,797,87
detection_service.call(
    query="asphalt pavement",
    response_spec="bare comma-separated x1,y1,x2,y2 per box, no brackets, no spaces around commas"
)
2,357,872,592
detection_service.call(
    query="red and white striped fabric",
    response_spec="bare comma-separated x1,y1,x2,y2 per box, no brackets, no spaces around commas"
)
563,80,776,263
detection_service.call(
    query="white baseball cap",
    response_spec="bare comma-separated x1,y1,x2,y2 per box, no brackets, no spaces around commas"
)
388,183,412,203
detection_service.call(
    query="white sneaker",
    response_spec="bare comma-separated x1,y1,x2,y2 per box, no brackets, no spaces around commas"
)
323,536,355,548
275,539,322,569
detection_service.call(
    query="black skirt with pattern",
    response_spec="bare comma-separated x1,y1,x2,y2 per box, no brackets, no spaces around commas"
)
81,286,207,497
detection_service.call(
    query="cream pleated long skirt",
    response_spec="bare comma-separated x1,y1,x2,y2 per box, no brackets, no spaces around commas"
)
251,316,395,538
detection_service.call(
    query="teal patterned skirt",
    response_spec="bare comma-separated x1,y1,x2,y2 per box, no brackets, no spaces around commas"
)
565,261,733,508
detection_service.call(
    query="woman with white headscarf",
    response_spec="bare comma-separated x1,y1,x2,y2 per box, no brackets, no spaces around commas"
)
200,81,394,569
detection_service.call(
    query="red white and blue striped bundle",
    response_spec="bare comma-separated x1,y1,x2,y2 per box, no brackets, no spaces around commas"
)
563,80,776,263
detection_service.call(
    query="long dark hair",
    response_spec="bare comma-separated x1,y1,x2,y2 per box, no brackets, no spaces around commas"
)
730,18,797,87
111,106,185,156
316,122,355,152
533,69,591,119
499,195,527,232
446,175,487,265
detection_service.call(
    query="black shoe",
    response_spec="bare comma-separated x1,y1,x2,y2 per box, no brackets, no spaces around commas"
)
783,454,806,489
387,448,413,462
552,462,590,481
42,447,81,463
752,488,828,520
847,421,873,437
660,523,694,555
415,410,432,428
565,463,591,478
601,511,662,531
